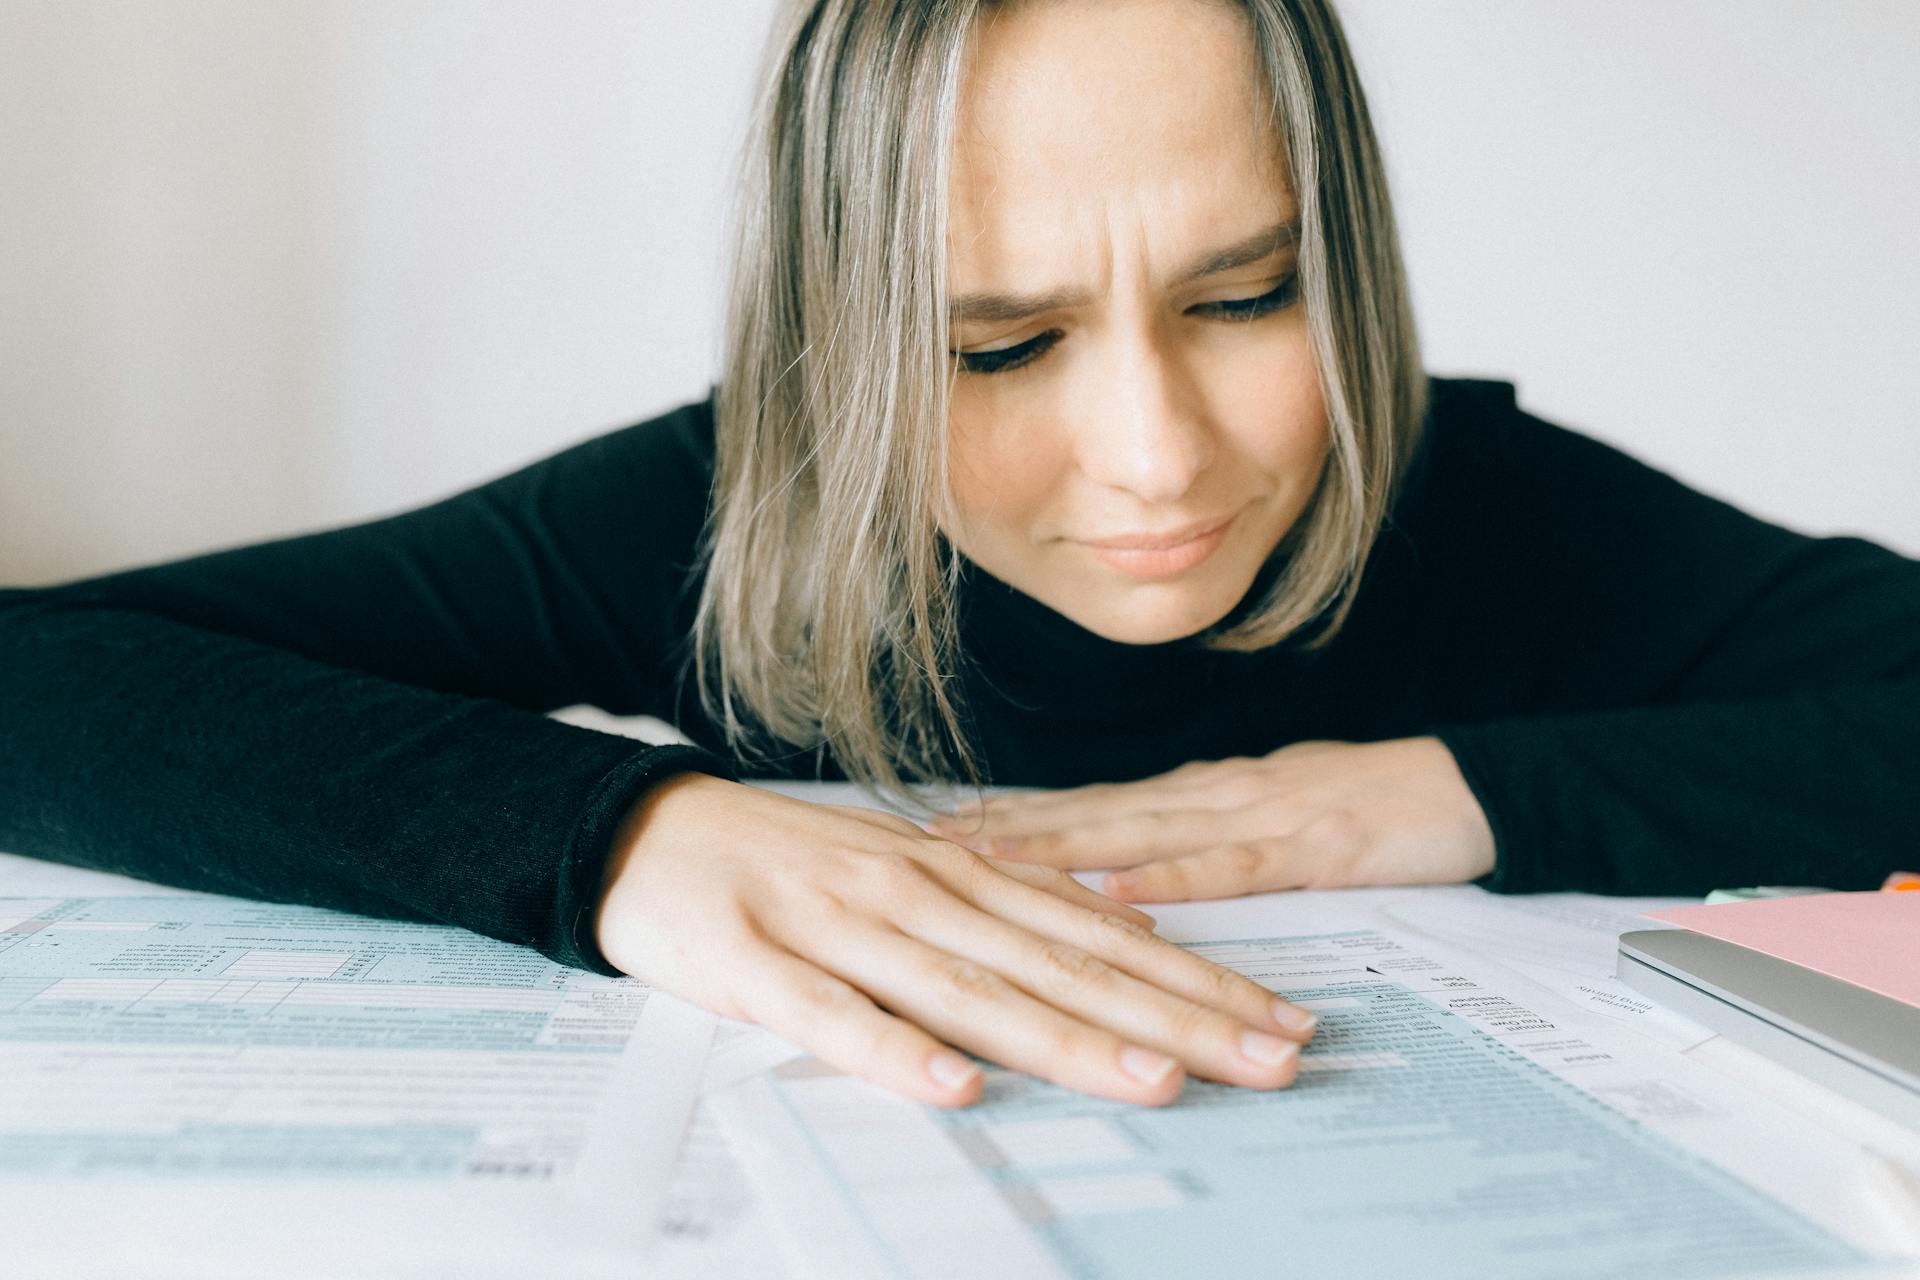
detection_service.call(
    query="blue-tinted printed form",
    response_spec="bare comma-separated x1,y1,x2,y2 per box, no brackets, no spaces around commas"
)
0,863,719,1277
0,894,688,1184
720,928,1881,1280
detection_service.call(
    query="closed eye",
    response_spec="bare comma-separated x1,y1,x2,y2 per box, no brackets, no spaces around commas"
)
950,274,1301,377
952,331,1061,376
1195,273,1300,321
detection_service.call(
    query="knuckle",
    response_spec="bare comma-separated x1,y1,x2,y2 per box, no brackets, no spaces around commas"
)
1044,1021,1088,1067
1036,939,1110,993
920,830,979,863
851,850,939,905
748,968,849,1027
1195,956,1248,1004
1211,771,1268,809
1225,841,1266,879
1009,828,1058,855
1151,860,1189,895
793,972,853,1015
1301,810,1362,855
911,835,969,873
875,812,926,837
1086,910,1153,945
1164,997,1216,1042
999,860,1071,891
799,884,858,925
937,957,1007,1005
931,844,994,898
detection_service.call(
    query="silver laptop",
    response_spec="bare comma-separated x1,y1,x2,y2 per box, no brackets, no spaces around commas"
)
1617,928,1920,1132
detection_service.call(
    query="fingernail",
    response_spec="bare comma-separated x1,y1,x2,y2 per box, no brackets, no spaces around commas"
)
1120,1046,1179,1085
1104,872,1133,896
1272,1000,1318,1038
928,1050,980,1089
1240,1029,1299,1067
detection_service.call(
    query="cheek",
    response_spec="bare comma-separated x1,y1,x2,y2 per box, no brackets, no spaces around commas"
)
1212,336,1329,478
944,393,1068,542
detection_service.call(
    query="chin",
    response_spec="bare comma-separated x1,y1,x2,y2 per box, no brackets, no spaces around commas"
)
1070,579,1250,646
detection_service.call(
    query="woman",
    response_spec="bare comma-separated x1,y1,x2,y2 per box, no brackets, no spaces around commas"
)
2,0,1916,1112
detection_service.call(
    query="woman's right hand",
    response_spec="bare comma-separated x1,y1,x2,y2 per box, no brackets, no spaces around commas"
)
594,773,1319,1108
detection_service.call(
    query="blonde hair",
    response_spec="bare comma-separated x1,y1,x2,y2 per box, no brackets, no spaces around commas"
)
695,0,1426,801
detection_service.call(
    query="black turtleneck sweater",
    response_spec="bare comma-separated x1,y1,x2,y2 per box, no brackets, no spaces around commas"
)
3,377,1916,973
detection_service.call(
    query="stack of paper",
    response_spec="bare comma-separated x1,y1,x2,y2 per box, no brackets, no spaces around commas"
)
0,858,713,1278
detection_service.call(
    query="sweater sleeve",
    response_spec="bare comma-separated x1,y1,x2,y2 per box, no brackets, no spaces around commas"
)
0,399,735,973
1421,387,1920,896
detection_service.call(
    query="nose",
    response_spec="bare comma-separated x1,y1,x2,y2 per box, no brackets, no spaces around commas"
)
1077,328,1215,505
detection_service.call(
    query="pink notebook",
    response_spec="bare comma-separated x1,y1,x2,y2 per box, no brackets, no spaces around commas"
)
1644,892,1920,1009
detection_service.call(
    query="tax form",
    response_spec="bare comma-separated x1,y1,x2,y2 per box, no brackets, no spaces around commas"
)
0,864,714,1279
1378,887,1718,1048
716,900,1906,1280
653,1020,808,1280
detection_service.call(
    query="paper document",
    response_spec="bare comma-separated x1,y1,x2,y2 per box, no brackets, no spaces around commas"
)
652,1019,808,1279
0,884,712,1278
1379,889,1715,1049
655,1098,795,1280
718,913,1894,1280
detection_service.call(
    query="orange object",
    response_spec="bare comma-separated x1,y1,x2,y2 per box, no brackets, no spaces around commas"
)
1884,871,1920,892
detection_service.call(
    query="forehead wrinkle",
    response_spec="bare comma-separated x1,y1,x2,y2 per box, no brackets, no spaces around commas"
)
946,0,1293,327
947,216,1297,326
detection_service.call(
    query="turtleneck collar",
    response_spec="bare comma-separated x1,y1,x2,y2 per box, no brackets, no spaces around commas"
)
951,553,1278,725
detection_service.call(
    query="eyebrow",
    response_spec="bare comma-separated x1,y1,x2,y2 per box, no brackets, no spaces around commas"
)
948,218,1300,327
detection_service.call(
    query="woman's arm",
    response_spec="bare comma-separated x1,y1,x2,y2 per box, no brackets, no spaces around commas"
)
2,401,1327,1107
1437,544,1920,894
1430,396,1920,895
0,400,730,971
941,383,1920,898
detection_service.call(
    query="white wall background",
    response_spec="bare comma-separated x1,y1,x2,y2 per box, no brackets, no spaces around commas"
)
3,0,1915,587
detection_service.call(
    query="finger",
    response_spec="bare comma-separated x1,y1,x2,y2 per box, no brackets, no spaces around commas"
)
962,758,1238,824
805,924,1189,1107
930,855,1314,1042
904,902,1301,1090
934,778,1167,834
981,855,1157,929
728,940,986,1109
1104,842,1309,903
929,775,1182,836
968,808,1234,871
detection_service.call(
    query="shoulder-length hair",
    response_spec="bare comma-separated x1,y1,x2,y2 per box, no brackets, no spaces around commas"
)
694,0,1426,802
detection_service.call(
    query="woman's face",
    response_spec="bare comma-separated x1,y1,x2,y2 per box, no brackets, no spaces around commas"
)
942,0,1328,645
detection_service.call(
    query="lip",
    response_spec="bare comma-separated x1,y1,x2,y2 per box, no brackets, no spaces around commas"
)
1076,511,1239,579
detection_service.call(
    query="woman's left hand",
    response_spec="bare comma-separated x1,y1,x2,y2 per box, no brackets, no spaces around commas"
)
928,738,1496,903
